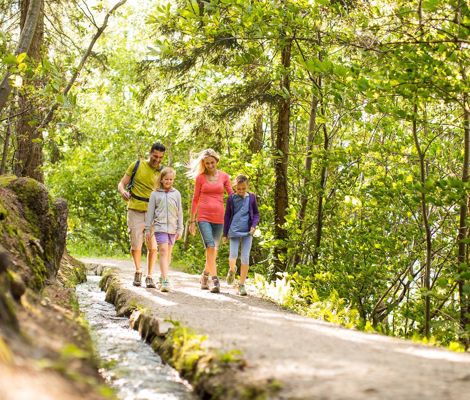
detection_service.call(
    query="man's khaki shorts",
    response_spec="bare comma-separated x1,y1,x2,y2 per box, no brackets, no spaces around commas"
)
127,209,158,251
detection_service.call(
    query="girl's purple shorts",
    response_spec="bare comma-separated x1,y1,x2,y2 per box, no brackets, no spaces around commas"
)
154,232,176,245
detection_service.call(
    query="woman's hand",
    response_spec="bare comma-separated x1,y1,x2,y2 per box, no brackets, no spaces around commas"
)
175,233,181,241
249,227,256,235
145,231,152,243
189,222,196,236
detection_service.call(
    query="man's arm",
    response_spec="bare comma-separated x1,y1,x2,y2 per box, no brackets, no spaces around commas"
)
118,174,131,201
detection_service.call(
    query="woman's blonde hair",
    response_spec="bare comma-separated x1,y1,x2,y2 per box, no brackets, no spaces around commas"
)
159,167,176,184
186,149,220,179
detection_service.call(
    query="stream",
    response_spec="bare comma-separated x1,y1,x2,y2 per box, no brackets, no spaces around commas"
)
76,275,195,400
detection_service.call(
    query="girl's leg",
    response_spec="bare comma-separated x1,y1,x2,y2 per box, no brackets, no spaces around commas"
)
239,235,253,284
229,237,240,272
159,243,169,278
167,244,174,270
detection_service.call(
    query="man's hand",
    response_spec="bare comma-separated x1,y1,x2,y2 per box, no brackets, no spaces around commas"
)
222,236,228,244
145,231,152,243
176,233,181,241
249,227,256,235
120,190,131,201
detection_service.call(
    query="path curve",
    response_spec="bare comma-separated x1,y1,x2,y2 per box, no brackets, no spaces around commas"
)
81,258,470,400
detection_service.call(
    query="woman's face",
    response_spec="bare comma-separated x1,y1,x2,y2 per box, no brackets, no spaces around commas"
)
203,156,218,172
235,182,248,196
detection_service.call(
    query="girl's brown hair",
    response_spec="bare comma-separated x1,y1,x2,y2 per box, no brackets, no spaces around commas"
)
233,174,248,187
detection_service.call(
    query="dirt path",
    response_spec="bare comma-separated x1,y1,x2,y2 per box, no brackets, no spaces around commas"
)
82,258,470,400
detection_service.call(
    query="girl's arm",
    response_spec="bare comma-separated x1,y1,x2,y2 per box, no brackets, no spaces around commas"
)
251,193,260,228
176,191,184,238
144,192,157,232
223,195,233,237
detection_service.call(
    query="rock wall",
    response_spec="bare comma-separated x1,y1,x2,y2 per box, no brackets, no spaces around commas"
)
0,175,68,330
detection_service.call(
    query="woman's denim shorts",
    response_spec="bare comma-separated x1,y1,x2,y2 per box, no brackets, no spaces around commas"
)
198,221,223,248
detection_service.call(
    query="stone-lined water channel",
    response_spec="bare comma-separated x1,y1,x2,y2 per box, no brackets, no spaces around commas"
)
76,275,195,400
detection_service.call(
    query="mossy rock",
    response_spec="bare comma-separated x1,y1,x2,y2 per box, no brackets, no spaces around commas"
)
8,177,68,278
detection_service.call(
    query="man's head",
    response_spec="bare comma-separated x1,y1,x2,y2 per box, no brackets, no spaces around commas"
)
149,142,166,168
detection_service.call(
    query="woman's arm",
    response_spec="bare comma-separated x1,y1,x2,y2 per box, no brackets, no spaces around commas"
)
189,175,202,234
224,172,234,195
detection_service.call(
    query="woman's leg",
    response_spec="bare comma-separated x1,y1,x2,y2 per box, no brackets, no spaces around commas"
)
206,247,217,276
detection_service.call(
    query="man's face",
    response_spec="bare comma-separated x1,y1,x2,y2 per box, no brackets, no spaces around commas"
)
149,150,165,168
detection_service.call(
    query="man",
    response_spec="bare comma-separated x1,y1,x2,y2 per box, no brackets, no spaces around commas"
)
118,142,166,288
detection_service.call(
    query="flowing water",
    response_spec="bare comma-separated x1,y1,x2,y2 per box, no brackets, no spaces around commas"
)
76,275,195,400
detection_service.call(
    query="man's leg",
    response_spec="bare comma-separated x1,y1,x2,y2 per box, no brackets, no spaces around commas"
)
127,210,145,286
146,231,158,276
131,249,142,272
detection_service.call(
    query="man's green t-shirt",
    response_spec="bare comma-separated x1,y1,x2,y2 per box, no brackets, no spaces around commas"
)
125,159,162,212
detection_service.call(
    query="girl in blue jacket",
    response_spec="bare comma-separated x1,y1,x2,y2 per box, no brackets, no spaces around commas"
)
223,175,260,296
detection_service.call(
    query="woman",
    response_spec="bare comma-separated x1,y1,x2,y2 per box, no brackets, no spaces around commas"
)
188,149,233,293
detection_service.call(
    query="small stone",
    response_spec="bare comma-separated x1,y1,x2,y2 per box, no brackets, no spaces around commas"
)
0,252,10,273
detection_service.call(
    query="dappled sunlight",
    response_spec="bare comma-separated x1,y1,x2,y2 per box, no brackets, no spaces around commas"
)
175,286,239,302
140,291,179,307
395,347,470,363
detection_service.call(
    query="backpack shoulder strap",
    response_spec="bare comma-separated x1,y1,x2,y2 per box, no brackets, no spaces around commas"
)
126,159,140,190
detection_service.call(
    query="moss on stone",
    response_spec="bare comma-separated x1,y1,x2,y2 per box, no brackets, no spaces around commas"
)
0,175,17,187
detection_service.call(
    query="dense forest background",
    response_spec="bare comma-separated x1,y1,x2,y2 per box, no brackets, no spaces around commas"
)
1,0,469,348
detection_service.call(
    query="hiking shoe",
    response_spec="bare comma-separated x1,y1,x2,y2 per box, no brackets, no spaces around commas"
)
210,276,220,293
145,276,156,288
200,272,210,290
161,278,170,292
238,284,247,296
133,271,142,286
226,270,235,285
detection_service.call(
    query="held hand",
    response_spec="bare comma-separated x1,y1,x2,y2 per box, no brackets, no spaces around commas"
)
145,232,152,243
189,223,196,236
222,236,227,244
249,227,256,235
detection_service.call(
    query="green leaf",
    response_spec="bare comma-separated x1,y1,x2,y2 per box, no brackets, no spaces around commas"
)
16,52,27,63
3,54,17,66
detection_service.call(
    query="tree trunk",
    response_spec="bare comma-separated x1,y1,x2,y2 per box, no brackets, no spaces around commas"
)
412,102,432,338
13,0,45,181
247,112,263,155
291,89,319,267
312,119,328,265
458,92,470,348
271,36,292,279
0,106,14,174
0,0,43,113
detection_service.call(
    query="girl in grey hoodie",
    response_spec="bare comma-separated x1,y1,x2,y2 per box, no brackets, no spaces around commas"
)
145,167,183,292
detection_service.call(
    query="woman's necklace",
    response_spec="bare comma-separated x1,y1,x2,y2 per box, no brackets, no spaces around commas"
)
206,171,218,182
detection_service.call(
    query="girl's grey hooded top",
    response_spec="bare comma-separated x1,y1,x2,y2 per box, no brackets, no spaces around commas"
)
144,188,184,236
